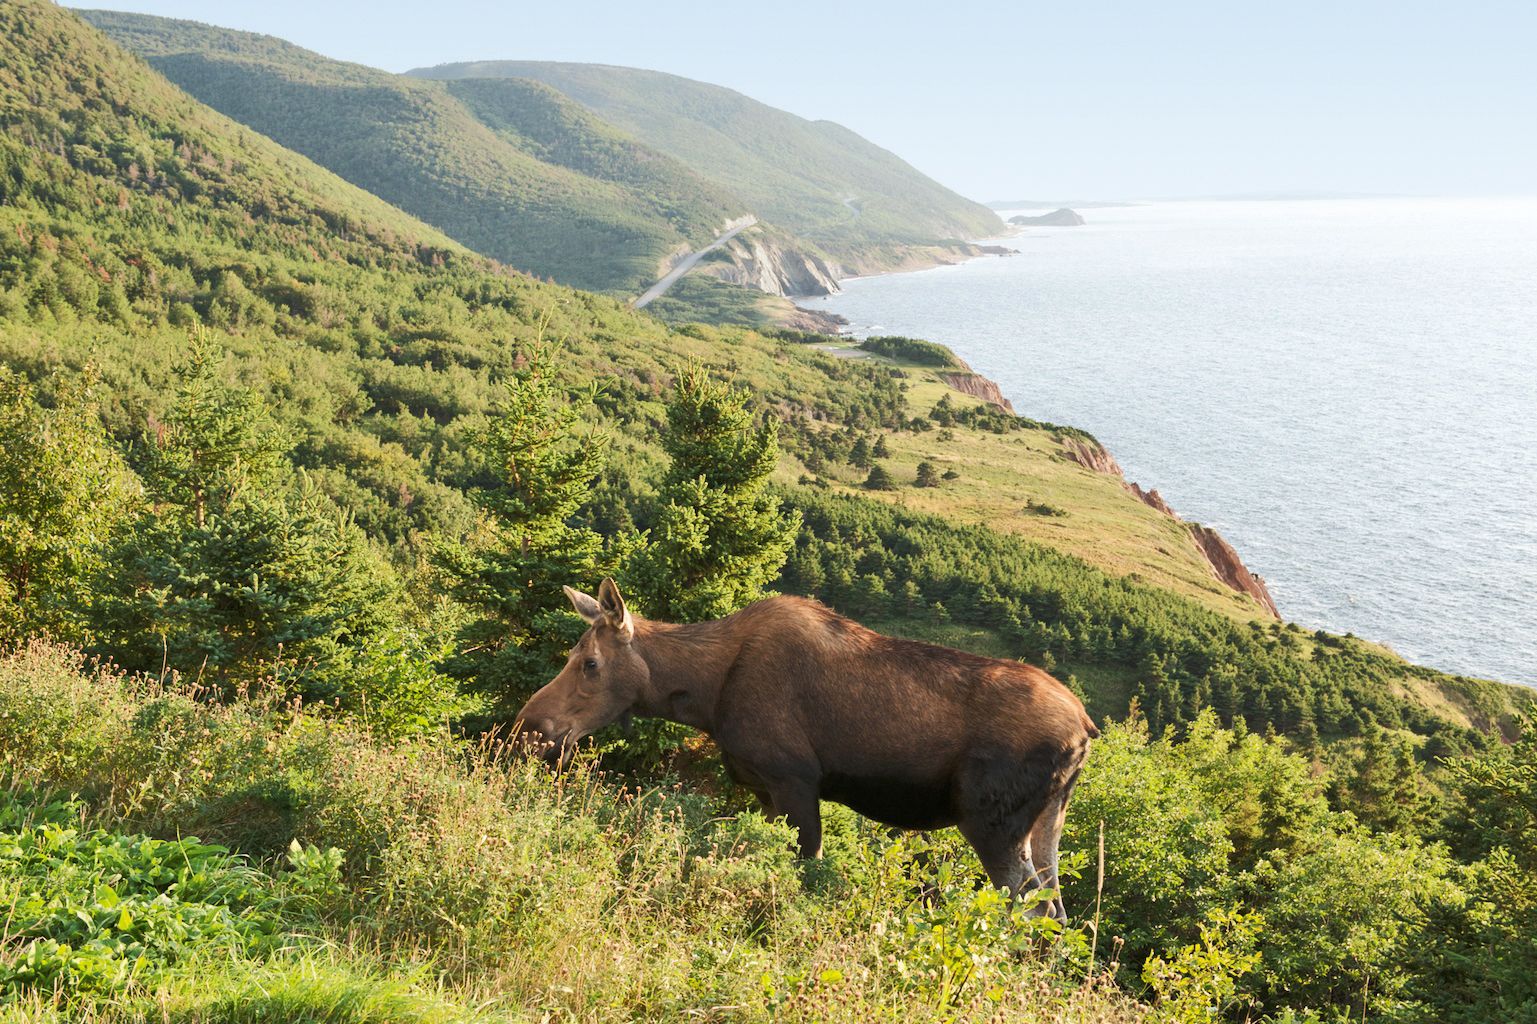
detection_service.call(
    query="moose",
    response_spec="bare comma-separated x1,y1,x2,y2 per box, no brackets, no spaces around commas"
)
515,579,1098,920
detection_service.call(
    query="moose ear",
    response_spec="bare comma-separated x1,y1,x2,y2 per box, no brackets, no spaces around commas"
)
563,585,603,626
596,577,633,641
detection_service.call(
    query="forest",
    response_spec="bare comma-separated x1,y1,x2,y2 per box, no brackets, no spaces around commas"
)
0,3,1534,1021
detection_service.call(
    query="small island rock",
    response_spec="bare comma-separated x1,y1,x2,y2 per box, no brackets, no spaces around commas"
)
1008,207,1086,226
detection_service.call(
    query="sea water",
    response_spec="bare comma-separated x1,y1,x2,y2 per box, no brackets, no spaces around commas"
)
801,198,1537,687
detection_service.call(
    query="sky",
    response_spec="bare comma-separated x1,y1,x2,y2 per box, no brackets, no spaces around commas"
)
67,0,1537,203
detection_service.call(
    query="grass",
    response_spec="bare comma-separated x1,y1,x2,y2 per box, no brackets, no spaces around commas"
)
799,352,1273,622
0,642,1150,1024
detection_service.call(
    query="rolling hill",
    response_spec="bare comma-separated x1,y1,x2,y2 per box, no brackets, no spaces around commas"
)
410,59,1004,270
81,12,1004,303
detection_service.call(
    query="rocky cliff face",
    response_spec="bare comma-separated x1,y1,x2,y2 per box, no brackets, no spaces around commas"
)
1066,440,1281,618
940,372,1015,413
1126,482,1177,518
1188,524,1281,618
1123,482,1280,617
1061,437,1124,476
697,230,841,297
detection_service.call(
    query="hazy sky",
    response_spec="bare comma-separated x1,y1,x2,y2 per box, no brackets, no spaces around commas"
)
68,0,1537,202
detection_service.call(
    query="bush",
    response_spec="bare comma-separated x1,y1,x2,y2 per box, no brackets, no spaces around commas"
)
0,791,280,999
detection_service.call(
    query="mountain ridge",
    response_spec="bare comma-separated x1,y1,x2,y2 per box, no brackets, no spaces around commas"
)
407,60,1003,259
78,9,751,294
84,11,1001,306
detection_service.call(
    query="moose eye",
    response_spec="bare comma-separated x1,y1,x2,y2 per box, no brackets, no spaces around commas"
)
582,658,598,672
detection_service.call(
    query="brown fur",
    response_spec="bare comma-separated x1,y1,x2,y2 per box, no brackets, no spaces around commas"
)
518,579,1098,921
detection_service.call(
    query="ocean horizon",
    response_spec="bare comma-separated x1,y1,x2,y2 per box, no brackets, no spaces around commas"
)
803,197,1537,688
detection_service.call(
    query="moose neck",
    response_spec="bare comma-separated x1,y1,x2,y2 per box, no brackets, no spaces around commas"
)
632,618,738,733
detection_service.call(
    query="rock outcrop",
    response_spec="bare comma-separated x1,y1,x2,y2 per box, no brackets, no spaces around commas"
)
1061,437,1124,476
1009,208,1086,227
940,372,1015,413
699,231,841,297
1125,482,1280,617
1188,523,1281,618
1127,482,1177,518
779,305,848,334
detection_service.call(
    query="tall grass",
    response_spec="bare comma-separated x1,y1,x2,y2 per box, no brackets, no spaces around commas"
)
0,643,1146,1022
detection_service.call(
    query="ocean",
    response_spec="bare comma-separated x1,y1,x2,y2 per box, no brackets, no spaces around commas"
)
801,198,1537,687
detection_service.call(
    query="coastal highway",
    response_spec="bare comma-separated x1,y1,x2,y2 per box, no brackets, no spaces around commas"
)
633,215,757,308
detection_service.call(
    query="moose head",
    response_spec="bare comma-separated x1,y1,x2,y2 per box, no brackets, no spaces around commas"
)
514,578,650,766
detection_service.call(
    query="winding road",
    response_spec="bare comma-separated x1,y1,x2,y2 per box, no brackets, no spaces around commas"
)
633,215,757,308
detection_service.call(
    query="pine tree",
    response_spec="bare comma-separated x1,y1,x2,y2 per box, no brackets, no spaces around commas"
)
1335,726,1428,834
873,435,892,458
849,437,873,468
436,342,611,718
915,460,940,487
626,365,799,623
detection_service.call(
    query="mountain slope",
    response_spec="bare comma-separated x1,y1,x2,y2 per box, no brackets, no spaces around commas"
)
409,60,1003,268
80,9,746,294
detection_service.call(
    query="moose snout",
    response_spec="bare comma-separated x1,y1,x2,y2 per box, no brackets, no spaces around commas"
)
513,717,574,768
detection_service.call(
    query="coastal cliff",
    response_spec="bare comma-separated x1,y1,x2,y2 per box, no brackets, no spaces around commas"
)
940,372,1016,413
1188,524,1282,618
1059,437,1280,617
693,227,1017,303
1062,436,1124,476
836,241,1012,279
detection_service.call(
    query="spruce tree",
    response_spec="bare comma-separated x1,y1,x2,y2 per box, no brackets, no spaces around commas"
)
849,437,873,469
627,365,799,623
872,435,892,458
915,460,940,487
436,343,610,717
863,464,896,491
96,338,391,695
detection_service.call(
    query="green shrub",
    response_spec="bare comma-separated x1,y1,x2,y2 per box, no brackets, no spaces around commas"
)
857,336,965,368
0,791,279,999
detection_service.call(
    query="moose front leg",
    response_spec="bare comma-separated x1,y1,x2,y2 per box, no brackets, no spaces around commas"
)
766,780,823,859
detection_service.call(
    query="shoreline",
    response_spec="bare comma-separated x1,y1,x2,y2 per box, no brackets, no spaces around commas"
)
797,200,1537,687
799,215,1285,620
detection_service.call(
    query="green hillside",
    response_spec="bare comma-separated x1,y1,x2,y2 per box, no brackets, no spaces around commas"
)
80,9,745,294
4,5,1536,1021
409,60,1004,267
5,0,1527,770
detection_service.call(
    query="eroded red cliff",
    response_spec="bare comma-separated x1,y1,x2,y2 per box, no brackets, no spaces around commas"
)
1063,439,1280,618
1187,523,1281,618
940,372,1016,413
